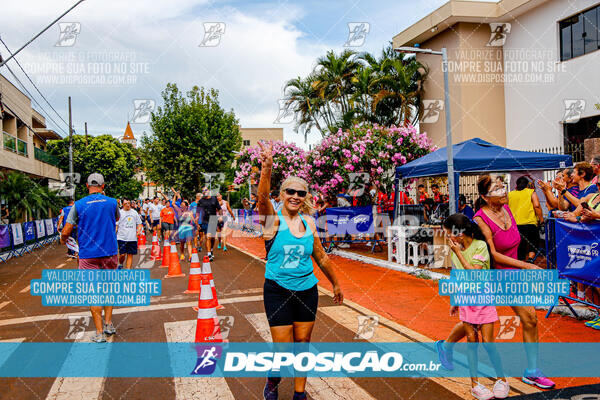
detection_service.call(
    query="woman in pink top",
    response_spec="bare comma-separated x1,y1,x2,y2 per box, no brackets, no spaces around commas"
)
436,175,555,390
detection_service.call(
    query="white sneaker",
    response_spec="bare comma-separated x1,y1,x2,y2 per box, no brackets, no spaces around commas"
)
493,379,510,399
471,383,494,400
337,243,350,248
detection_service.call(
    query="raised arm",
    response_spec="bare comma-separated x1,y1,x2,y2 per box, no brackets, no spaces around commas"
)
257,141,275,226
531,192,544,224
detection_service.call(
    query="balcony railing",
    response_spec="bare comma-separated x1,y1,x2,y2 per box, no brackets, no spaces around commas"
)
2,132,28,157
34,147,60,168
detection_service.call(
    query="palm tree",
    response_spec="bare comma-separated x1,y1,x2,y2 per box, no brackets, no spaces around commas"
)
0,171,65,223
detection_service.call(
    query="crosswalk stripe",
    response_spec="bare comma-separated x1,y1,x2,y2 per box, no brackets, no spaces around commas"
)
164,320,235,400
244,313,376,400
19,285,30,293
45,331,114,400
0,301,10,310
0,295,263,327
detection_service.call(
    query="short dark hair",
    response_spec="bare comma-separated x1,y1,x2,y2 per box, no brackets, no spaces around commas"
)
516,176,529,191
431,184,439,189
575,162,595,181
459,194,466,204
418,184,425,189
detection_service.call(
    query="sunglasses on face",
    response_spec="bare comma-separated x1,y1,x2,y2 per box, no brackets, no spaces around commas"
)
284,188,307,198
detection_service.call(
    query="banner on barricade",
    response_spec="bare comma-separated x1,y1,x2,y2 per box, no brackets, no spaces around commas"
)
11,223,24,246
0,225,10,249
35,220,46,238
554,219,600,287
45,219,54,235
325,206,374,236
23,222,36,242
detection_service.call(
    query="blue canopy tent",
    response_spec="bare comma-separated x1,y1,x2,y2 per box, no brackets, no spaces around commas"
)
394,138,573,216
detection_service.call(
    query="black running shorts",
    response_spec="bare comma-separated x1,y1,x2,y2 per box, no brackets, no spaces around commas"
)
263,278,318,327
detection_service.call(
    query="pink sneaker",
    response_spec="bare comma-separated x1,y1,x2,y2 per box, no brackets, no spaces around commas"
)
470,383,494,400
493,379,510,398
522,369,555,389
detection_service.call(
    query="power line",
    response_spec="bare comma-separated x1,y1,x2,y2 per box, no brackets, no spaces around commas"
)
1,63,69,137
0,37,70,132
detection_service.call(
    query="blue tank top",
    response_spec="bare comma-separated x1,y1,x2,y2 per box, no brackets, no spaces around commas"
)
264,211,318,291
74,193,118,259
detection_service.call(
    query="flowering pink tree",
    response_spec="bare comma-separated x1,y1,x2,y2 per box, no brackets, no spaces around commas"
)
234,141,310,188
306,124,436,203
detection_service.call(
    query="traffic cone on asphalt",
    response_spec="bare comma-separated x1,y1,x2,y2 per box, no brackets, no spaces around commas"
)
150,233,162,261
195,279,222,343
160,240,170,268
184,248,202,293
137,234,146,250
194,256,223,310
165,243,185,278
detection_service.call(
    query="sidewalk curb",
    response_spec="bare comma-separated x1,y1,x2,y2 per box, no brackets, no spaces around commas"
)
330,250,598,321
330,249,449,281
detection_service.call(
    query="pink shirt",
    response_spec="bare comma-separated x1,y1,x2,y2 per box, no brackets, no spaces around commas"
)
474,205,521,269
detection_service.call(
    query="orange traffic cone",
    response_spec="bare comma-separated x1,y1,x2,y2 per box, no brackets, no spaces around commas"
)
137,234,145,250
184,248,202,293
140,233,147,246
150,233,162,261
195,279,222,343
160,240,170,268
200,255,223,309
164,243,185,278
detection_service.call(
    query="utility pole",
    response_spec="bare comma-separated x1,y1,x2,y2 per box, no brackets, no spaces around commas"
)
68,96,74,201
84,121,88,146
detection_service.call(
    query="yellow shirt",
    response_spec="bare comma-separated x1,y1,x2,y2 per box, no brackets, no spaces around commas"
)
508,188,537,225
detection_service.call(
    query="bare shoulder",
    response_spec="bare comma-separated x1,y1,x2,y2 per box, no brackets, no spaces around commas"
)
303,214,317,232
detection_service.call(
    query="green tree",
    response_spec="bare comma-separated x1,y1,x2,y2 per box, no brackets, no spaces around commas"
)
0,171,66,222
46,135,143,199
282,43,428,139
141,83,242,198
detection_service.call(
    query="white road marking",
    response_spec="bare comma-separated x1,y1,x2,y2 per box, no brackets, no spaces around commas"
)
0,337,26,342
244,313,376,400
0,295,263,328
45,331,114,400
19,285,30,293
0,301,10,310
57,263,66,269
164,320,235,400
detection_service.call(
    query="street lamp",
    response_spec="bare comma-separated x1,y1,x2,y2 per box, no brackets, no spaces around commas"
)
395,45,456,214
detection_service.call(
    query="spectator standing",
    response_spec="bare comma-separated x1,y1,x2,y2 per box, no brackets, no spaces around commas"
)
508,177,544,261
458,194,475,220
417,184,429,203
58,199,77,258
556,162,597,211
116,199,143,269
60,173,119,343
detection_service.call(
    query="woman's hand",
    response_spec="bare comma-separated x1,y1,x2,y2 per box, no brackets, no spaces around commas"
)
332,284,344,304
537,179,551,192
553,177,566,192
258,140,273,168
447,237,462,254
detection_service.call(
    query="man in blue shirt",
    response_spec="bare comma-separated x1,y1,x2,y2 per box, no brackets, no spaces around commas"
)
61,173,120,343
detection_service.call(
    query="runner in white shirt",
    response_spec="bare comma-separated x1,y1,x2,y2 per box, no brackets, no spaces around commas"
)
116,200,143,269
141,199,151,231
147,196,163,236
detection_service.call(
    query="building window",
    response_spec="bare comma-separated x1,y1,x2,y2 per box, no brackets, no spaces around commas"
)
243,140,250,146
559,5,600,61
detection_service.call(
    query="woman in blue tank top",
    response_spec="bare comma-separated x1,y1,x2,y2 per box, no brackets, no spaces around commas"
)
257,141,343,400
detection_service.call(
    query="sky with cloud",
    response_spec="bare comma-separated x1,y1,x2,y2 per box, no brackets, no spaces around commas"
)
0,0,495,149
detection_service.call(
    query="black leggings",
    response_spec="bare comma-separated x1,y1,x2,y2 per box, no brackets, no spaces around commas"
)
263,279,318,327
517,224,539,260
